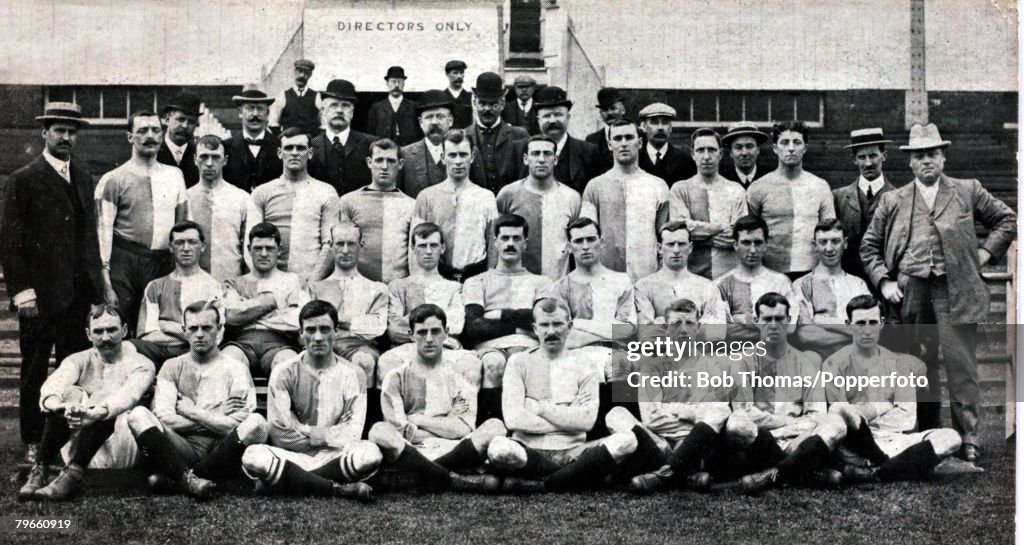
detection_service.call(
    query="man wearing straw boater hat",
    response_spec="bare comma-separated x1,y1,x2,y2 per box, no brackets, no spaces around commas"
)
157,91,202,188
223,84,282,193
0,102,106,464
860,123,1016,463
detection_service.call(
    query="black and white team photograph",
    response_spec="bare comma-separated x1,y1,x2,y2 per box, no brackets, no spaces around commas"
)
0,0,1019,543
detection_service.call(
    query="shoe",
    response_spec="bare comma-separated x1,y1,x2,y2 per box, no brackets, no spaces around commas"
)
842,465,879,483
17,464,49,501
333,482,373,503
685,471,713,492
630,465,674,495
24,443,40,465
501,477,545,494
180,469,216,500
961,444,981,463
799,469,843,488
739,467,780,495
147,473,175,494
449,472,501,494
35,464,83,501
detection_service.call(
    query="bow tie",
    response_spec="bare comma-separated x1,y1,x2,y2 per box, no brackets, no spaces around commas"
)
244,138,264,146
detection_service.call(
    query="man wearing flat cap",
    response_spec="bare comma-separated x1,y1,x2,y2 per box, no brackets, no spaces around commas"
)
366,66,422,147
465,72,530,194
269,58,322,136
444,60,473,129
399,90,454,198
0,103,106,463
525,85,599,194
158,91,201,188
861,123,1016,463
309,79,374,196
502,75,539,135
637,102,696,184
586,88,627,175
720,123,771,189
223,84,283,193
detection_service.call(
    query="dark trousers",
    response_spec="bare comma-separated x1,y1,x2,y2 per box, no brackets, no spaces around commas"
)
900,274,980,446
109,236,172,335
19,278,94,444
37,412,116,467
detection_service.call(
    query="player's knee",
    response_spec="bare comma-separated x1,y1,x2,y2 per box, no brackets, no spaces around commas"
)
376,350,405,385
605,406,639,435
481,352,507,389
603,431,638,460
926,429,962,457
222,345,247,365
236,414,269,445
470,418,507,451
487,436,527,470
126,406,159,435
828,403,863,430
368,422,405,458
816,414,847,449
269,349,297,372
725,414,757,448
453,352,483,390
342,441,383,482
241,444,280,482
696,405,731,432
351,351,378,382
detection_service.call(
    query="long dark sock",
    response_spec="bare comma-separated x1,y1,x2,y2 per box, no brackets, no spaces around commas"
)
667,422,718,476
746,429,787,471
193,429,245,480
37,415,71,466
776,435,831,482
846,419,889,466
615,425,669,479
544,445,616,492
69,419,117,468
362,388,383,439
135,428,188,481
588,383,613,440
875,442,939,482
477,388,502,427
391,445,451,489
276,461,337,497
433,437,484,471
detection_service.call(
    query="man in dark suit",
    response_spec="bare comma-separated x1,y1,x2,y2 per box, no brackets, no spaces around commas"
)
0,103,105,462
861,123,1016,463
157,91,200,187
399,90,453,198
530,86,598,193
501,75,539,135
309,79,374,196
443,60,473,129
637,102,696,184
223,84,283,192
585,88,626,175
465,72,530,194
366,66,422,146
720,122,771,189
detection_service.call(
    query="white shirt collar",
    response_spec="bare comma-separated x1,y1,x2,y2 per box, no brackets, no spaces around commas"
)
646,142,668,161
326,127,351,146
244,130,267,157
519,97,532,112
735,165,757,184
388,95,403,110
914,178,939,209
42,148,70,182
555,133,569,156
857,175,885,196
424,139,444,163
164,135,188,163
294,85,308,97
448,87,464,98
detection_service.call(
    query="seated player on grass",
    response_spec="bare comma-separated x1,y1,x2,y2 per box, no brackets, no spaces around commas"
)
126,299,268,500
368,304,506,492
824,294,962,482
18,305,155,501
240,300,383,502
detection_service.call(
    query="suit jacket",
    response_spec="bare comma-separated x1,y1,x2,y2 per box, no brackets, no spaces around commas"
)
366,97,422,147
833,178,894,279
638,143,697,184
502,101,539,135
720,162,772,190
308,130,374,196
446,89,474,129
222,132,283,192
0,155,103,316
860,175,1016,324
519,136,599,194
465,122,530,193
398,140,446,198
157,141,199,188
586,127,613,175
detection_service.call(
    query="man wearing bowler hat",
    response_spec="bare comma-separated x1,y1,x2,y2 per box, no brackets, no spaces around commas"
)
527,85,598,193
158,91,201,188
309,79,374,196
860,123,1016,463
502,75,539,135
637,103,696,184
0,102,106,463
366,66,422,147
444,60,473,129
720,122,770,189
465,72,530,194
223,84,283,193
269,58,322,136
586,88,627,175
400,90,454,198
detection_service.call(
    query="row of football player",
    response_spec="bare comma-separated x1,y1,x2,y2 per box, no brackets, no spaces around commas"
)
16,289,961,502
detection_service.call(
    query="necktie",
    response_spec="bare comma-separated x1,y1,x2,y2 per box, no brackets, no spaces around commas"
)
244,138,264,146
332,136,344,153
654,150,662,165
745,177,752,186
866,186,874,200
